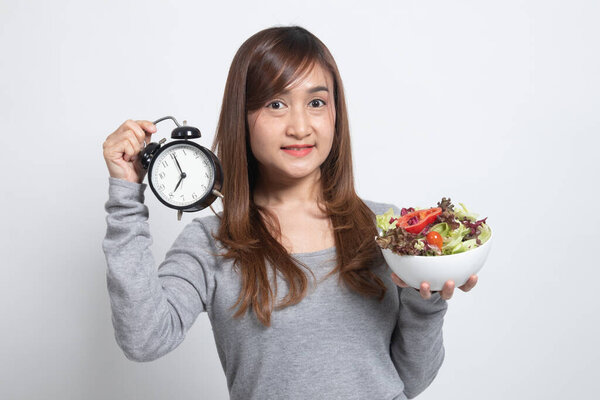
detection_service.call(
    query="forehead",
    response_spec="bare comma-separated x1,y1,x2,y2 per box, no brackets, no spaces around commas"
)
282,63,333,93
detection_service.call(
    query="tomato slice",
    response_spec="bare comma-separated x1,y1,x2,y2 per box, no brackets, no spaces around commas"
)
395,207,442,234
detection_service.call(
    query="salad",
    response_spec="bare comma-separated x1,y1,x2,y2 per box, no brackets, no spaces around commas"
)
375,197,491,256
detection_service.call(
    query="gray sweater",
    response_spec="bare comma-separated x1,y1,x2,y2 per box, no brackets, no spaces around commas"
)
102,177,447,400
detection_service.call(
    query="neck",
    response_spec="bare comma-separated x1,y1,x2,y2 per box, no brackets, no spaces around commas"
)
253,168,324,209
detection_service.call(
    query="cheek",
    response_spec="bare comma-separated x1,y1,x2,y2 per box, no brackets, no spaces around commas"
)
317,115,335,148
318,106,335,133
250,118,285,146
322,135,335,158
248,134,264,160
248,125,275,162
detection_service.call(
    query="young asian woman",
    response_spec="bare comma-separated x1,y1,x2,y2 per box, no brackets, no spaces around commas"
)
101,25,477,400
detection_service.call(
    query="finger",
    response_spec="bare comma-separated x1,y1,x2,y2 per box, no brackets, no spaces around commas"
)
135,120,157,133
419,282,432,300
124,120,148,145
136,120,157,143
123,131,143,160
441,280,455,300
122,140,136,162
104,134,135,161
459,275,478,292
390,273,408,288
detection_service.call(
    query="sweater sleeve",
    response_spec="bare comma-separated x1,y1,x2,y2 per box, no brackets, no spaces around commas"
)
101,177,214,362
391,287,447,398
386,203,448,398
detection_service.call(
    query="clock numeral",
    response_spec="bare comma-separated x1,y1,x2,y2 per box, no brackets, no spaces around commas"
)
195,153,201,159
162,160,169,168
192,193,198,199
182,149,187,155
180,195,185,200
170,153,176,160
159,172,165,179
204,172,209,179
168,193,174,198
158,184,165,190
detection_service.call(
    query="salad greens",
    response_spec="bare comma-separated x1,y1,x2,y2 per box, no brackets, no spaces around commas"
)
375,197,491,256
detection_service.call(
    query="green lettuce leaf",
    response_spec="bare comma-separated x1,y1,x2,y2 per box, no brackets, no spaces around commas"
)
376,208,397,234
442,222,471,255
429,222,451,237
455,202,479,222
450,238,479,254
478,223,492,244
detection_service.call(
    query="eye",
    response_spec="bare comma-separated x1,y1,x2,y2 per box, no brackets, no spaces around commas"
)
267,100,285,110
309,99,326,108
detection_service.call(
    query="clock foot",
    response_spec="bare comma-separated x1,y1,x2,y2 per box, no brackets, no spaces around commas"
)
212,189,224,199
177,210,183,221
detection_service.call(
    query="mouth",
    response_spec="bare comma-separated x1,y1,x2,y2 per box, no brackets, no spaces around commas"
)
281,145,314,157
280,145,315,150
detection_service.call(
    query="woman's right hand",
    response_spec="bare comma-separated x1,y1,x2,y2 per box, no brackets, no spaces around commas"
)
103,119,157,184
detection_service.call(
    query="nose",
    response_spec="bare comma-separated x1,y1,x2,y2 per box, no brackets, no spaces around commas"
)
285,107,312,139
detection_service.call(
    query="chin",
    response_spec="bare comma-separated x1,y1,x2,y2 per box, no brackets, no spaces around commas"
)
283,167,321,180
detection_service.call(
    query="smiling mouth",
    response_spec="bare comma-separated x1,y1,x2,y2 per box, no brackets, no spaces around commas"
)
281,145,315,150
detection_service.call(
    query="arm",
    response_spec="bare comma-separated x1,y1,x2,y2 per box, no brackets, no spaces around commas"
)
390,288,447,398
101,177,213,362
384,202,448,398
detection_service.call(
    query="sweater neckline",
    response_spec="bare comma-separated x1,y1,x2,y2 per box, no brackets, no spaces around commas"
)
290,246,336,258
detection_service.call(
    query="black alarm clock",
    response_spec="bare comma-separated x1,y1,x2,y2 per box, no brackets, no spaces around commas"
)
137,116,224,221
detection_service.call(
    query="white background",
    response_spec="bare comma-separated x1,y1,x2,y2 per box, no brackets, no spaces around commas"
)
1,0,598,399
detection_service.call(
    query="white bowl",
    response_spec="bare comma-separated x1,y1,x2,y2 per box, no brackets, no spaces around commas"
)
381,233,493,291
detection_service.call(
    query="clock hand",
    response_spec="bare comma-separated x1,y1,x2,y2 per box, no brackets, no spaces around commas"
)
174,154,183,174
174,175,183,192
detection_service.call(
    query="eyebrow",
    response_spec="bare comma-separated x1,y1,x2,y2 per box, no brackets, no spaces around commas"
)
280,85,329,95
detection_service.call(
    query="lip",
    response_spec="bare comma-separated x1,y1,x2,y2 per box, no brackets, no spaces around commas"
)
281,144,314,149
281,146,314,157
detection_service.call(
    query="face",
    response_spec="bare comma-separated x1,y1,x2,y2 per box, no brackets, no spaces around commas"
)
247,63,336,186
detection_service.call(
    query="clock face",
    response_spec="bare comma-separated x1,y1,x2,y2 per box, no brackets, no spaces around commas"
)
150,143,214,208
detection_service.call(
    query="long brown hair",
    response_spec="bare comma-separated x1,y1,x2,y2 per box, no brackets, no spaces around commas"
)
211,25,385,327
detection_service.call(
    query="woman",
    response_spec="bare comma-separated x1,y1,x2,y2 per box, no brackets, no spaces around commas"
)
102,25,477,400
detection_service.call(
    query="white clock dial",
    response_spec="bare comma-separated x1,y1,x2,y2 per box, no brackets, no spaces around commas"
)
150,143,214,207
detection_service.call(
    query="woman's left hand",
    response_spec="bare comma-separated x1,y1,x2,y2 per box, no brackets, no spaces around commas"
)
390,273,478,300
